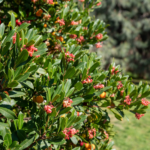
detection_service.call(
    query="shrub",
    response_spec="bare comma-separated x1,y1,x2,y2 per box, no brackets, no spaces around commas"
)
0,0,149,150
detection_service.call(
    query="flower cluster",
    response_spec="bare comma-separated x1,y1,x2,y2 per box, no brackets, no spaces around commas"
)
43,14,51,20
63,127,79,139
111,67,119,75
94,84,104,89
135,113,144,120
104,131,109,140
95,33,103,40
16,19,30,26
43,0,53,4
12,34,22,44
69,34,77,39
63,98,73,108
70,21,79,25
117,81,123,90
97,2,102,6
141,98,150,106
124,95,132,105
44,104,54,114
88,128,96,139
82,76,93,84
56,19,65,26
21,45,38,57
76,36,85,43
65,52,75,62
96,42,102,48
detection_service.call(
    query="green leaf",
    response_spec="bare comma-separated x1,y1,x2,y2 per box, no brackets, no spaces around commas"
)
0,0,3,4
3,128,12,148
72,147,80,150
16,73,30,82
72,97,84,106
66,116,77,128
0,122,9,128
17,23,30,33
37,68,47,75
0,107,16,119
52,94,60,103
66,87,75,97
1,42,11,56
64,79,71,94
8,80,19,88
74,82,83,90
64,67,76,79
89,62,100,73
2,29,15,46
18,136,35,150
0,23,5,38
9,91,26,97
59,107,72,116
16,50,29,67
18,112,24,129
11,13,16,29
70,136,78,145
52,84,62,99
26,40,35,47
23,81,34,89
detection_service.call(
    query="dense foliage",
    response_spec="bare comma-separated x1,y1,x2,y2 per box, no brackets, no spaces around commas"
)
94,0,150,79
0,0,150,150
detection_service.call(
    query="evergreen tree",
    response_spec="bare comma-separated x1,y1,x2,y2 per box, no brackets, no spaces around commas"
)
94,0,150,79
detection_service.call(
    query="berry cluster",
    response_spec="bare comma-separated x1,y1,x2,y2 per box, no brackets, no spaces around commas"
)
93,84,104,89
117,81,123,90
124,95,132,105
43,14,51,20
63,127,79,139
65,52,75,62
95,33,103,40
135,113,144,120
44,104,54,114
21,45,38,57
63,98,73,108
141,98,150,106
12,34,22,44
111,67,119,75
16,19,30,26
88,128,96,139
96,42,102,48
76,36,85,43
82,76,93,84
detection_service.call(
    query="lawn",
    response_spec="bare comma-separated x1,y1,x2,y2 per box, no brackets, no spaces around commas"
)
111,108,150,150
110,107,150,150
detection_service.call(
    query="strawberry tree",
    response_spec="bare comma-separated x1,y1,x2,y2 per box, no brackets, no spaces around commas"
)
0,0,150,150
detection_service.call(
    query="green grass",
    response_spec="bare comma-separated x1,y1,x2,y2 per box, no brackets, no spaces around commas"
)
110,107,150,150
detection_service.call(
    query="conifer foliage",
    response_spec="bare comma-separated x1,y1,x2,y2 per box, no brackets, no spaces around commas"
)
94,0,150,79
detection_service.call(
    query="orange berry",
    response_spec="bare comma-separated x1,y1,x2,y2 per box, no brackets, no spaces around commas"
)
85,143,90,149
36,9,43,17
56,36,63,42
77,111,80,116
44,24,47,28
100,92,106,99
33,96,44,103
36,96,44,103
52,32,55,36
